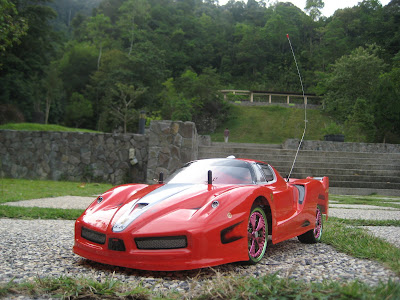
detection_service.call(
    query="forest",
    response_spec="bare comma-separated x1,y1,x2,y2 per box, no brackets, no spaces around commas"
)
0,0,399,143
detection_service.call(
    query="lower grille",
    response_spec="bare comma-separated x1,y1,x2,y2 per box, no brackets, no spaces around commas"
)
81,227,106,245
135,236,187,250
108,238,126,251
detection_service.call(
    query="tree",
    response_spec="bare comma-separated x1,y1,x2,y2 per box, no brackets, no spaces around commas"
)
0,0,58,121
110,83,147,133
318,45,386,122
305,0,324,21
0,0,28,53
117,0,150,55
65,92,93,128
86,14,112,69
58,42,98,98
43,62,64,124
344,98,376,142
373,66,400,143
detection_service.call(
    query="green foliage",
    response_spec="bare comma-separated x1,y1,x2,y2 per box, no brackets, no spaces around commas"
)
344,98,376,142
0,0,28,53
0,0,399,142
58,42,98,97
0,0,59,121
160,68,229,132
305,0,324,21
65,92,93,128
319,45,386,122
109,82,147,133
373,67,400,143
322,121,343,135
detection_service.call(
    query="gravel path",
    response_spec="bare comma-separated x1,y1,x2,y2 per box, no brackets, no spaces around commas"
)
1,197,400,296
0,219,398,296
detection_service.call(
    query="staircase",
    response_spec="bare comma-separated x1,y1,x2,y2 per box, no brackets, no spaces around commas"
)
198,142,400,196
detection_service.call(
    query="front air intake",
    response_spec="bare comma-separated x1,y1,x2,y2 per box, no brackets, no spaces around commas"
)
81,227,106,245
108,238,126,251
135,236,187,250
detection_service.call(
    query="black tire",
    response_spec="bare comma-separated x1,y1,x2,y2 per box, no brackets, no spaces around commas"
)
247,206,268,264
298,205,323,244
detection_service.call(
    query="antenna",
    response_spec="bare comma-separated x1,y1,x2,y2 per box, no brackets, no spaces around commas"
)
286,34,307,181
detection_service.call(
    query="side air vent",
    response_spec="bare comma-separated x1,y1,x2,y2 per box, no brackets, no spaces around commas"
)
294,185,305,205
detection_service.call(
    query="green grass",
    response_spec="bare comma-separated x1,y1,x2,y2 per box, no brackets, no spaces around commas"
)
210,105,332,144
330,194,400,209
0,206,83,219
0,123,100,133
333,218,400,226
1,273,399,299
323,217,400,275
0,178,112,204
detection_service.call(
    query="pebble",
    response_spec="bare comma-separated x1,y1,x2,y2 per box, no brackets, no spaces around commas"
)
1,197,400,298
0,218,399,298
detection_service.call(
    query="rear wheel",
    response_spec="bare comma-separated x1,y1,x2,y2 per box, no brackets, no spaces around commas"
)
247,206,267,264
298,206,323,244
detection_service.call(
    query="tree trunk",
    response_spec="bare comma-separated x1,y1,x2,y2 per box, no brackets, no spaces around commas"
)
97,45,102,69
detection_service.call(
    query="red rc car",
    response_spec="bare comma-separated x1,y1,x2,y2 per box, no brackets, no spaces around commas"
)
73,157,329,271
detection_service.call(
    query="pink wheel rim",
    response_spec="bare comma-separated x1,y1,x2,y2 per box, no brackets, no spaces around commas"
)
248,211,266,258
314,208,322,239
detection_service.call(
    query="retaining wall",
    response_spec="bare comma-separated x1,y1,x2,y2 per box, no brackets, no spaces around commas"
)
1,123,399,186
0,130,148,184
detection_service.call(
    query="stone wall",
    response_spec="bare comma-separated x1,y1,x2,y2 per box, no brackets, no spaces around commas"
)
283,139,400,153
147,120,198,184
0,130,148,184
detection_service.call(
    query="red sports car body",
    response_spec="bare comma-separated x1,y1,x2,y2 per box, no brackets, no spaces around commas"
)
73,158,329,271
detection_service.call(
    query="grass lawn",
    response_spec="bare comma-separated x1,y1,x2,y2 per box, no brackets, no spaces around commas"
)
210,105,332,144
0,123,100,133
0,178,112,204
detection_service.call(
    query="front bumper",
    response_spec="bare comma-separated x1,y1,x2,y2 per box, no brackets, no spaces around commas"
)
73,219,248,271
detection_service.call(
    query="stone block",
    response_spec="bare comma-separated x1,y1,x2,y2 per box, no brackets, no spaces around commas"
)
179,121,196,138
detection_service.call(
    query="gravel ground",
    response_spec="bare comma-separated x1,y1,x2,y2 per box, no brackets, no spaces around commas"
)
0,219,398,297
1,197,400,297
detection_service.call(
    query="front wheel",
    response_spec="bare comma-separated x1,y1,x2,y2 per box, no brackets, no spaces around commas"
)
247,206,268,264
298,205,323,244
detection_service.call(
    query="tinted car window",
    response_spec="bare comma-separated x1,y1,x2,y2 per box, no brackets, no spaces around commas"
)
166,159,254,184
257,164,275,182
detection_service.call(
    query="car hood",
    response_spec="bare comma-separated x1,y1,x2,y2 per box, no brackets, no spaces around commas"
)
81,183,246,233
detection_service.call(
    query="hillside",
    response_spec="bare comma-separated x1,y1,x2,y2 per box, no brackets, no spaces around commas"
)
210,105,332,144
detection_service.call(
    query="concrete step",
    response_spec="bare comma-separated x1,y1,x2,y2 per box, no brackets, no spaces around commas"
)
199,147,400,163
329,181,400,189
198,142,400,194
270,161,400,172
287,171,400,183
199,151,400,165
208,143,400,158
274,166,400,177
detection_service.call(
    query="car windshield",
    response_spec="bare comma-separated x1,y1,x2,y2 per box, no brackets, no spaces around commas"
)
166,159,254,184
